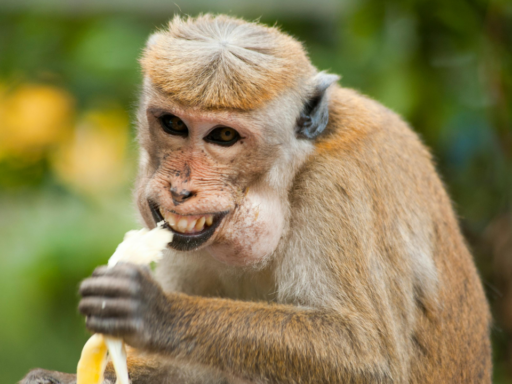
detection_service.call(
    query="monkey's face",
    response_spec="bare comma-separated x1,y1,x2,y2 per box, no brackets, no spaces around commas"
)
135,97,298,266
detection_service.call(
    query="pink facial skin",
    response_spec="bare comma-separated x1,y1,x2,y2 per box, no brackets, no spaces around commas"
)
136,99,284,267
205,186,285,266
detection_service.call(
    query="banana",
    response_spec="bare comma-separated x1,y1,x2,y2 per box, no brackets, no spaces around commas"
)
76,222,173,384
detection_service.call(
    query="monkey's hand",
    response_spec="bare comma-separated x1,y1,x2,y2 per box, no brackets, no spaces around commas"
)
19,369,79,384
78,263,169,352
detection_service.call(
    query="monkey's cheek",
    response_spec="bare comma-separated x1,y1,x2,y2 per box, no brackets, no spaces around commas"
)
206,223,281,266
205,194,285,265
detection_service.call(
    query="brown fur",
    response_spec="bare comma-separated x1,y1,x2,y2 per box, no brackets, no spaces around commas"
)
140,14,315,111
291,88,492,382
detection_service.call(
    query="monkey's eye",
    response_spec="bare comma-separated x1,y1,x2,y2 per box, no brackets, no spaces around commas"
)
204,127,240,147
159,114,188,137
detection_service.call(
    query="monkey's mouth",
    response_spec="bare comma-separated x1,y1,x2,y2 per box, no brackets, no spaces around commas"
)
149,201,227,251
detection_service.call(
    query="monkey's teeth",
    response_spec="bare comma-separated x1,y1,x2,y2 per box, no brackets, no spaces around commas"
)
177,218,188,233
159,210,216,234
187,219,197,232
195,217,206,231
164,211,176,226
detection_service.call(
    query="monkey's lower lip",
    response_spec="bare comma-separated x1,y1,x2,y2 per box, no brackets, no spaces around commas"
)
148,201,227,252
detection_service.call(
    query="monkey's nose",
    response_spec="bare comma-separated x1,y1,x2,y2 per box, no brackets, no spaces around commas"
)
170,187,195,205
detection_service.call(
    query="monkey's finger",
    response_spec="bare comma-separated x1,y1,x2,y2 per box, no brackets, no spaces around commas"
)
91,265,110,277
79,297,139,318
85,316,140,337
92,263,146,278
80,277,140,298
117,261,152,275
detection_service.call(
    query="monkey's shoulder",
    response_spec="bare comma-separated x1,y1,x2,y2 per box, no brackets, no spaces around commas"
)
313,86,432,169
320,87,420,148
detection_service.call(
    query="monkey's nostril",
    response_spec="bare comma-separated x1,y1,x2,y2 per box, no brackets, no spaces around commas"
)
170,187,195,205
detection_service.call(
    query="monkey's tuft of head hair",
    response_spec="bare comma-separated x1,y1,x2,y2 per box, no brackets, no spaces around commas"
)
140,14,315,110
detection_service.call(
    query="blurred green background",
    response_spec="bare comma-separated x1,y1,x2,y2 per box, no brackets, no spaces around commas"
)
0,0,511,382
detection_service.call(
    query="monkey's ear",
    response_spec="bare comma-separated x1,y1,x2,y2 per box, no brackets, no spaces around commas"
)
296,72,340,139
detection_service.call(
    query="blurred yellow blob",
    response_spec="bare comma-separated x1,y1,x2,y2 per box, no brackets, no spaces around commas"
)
0,84,74,161
0,82,131,194
51,108,130,195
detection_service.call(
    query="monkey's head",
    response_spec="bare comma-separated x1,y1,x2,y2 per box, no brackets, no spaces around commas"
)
135,15,338,267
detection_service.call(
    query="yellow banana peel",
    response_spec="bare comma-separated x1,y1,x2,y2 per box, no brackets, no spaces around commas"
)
76,334,108,384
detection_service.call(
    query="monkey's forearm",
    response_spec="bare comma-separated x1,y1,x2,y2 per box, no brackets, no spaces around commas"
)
80,265,393,383
146,293,392,384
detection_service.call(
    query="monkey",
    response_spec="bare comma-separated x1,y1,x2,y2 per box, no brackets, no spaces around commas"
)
21,14,491,384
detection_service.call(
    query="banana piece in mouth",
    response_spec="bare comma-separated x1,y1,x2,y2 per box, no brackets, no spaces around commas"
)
76,222,173,384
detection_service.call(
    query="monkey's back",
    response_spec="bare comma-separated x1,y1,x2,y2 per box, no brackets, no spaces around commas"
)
293,87,492,383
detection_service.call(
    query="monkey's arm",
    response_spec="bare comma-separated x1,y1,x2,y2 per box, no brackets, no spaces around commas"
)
79,264,394,384
20,348,233,384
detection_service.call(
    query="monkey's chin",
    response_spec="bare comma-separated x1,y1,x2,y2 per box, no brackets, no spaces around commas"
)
148,201,227,252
